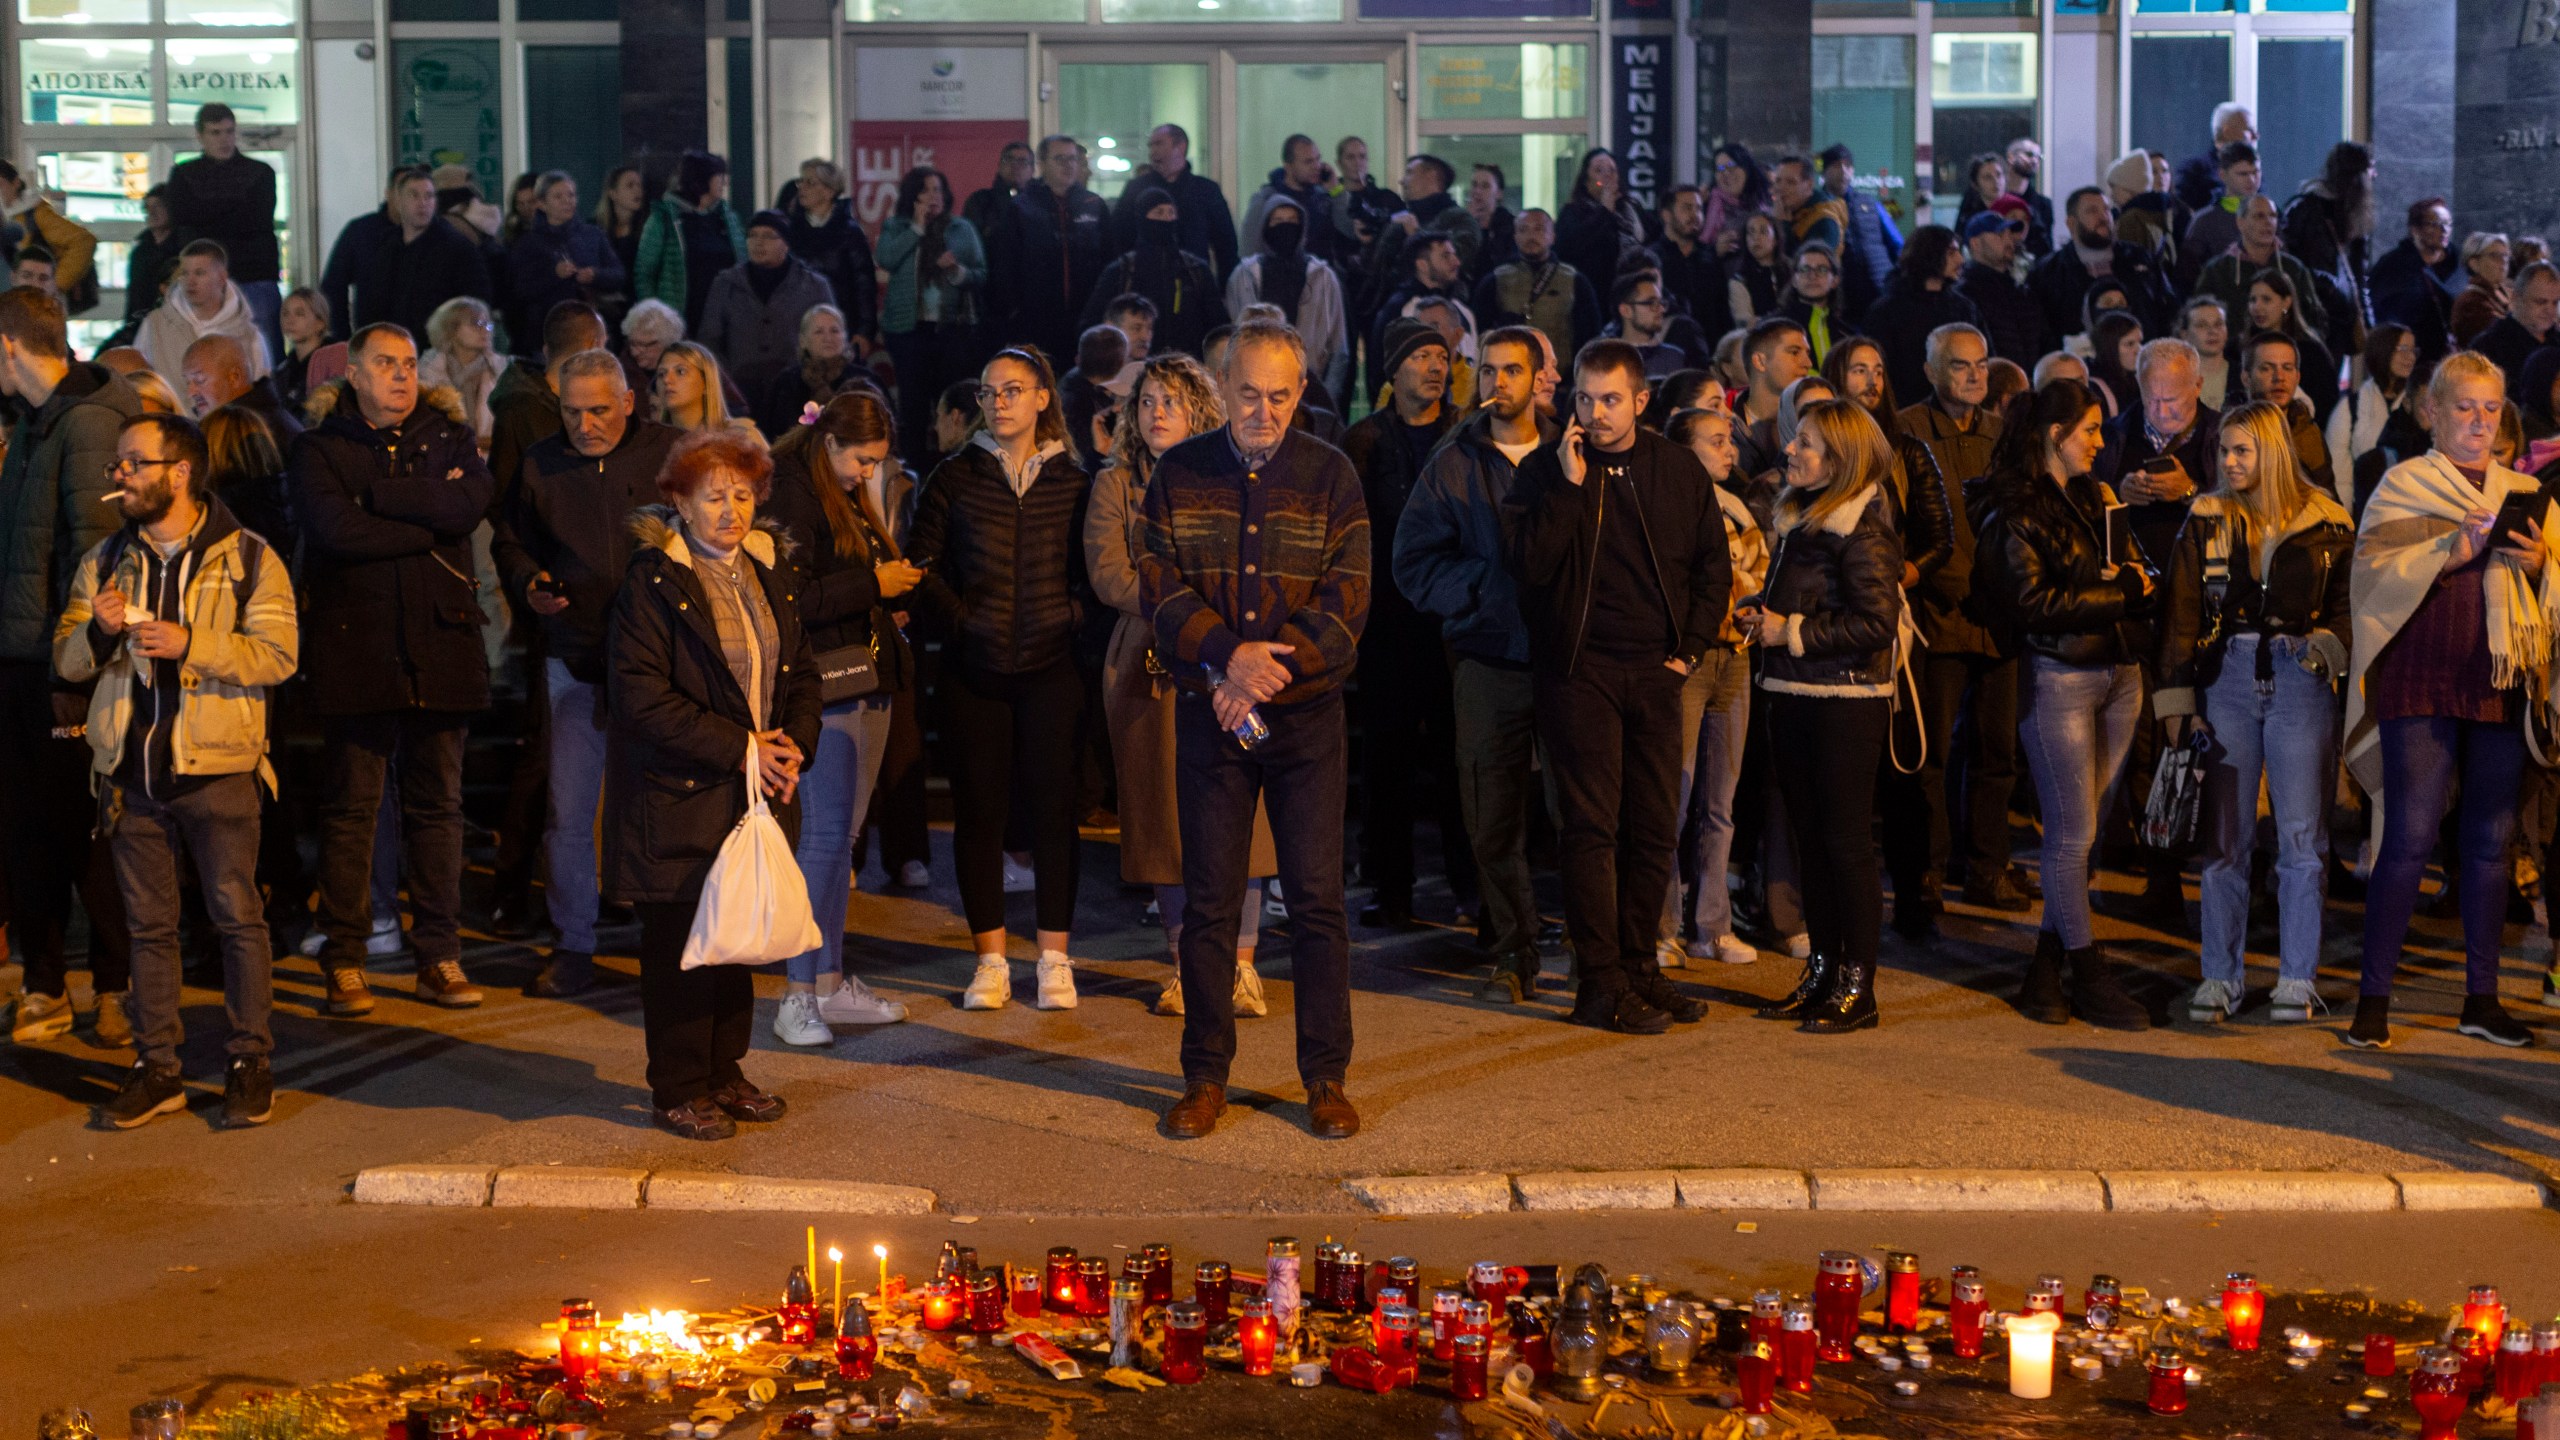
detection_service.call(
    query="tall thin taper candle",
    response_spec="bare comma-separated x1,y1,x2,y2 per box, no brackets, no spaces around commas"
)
830,1246,845,1323
807,1227,818,1295
875,1243,889,1297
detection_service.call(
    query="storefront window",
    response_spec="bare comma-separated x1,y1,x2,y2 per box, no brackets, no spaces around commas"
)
1810,35,1916,229
1102,0,1339,21
2136,0,2232,10
394,39,504,199
1417,44,1587,123
166,0,295,24
2127,33,2227,171
1057,63,1208,202
20,39,154,126
2253,35,2344,196
16,0,151,23
1930,33,2035,211
33,150,150,226
169,38,299,126
1424,134,1582,217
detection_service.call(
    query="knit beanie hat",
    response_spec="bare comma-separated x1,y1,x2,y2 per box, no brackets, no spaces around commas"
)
2105,150,2154,197
1381,318,1450,381
747,208,792,239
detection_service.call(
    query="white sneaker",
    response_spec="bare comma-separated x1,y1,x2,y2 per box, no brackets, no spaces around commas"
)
1154,976,1185,1016
1002,856,1036,893
2267,978,2327,1023
1264,880,1289,921
817,976,909,1025
11,990,73,1044
1035,952,1078,1010
898,860,931,889
773,991,835,1046
1783,933,1811,960
1689,933,1757,966
961,956,1011,1011
1656,937,1689,972
1232,954,1268,1018
2187,977,2240,1024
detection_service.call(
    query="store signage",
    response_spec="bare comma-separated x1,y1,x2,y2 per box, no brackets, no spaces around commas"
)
1610,35,1667,212
851,47,1028,238
26,70,150,92
396,44,502,201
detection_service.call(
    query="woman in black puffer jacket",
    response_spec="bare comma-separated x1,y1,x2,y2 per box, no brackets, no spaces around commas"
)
906,346,1093,1011
1746,398,1906,1035
1970,379,2157,1033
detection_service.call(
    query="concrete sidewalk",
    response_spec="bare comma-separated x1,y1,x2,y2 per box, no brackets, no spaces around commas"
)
4,832,2557,1222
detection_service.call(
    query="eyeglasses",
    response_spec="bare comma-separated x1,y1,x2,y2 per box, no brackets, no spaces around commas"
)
977,384,1037,406
1796,264,1835,278
106,457,180,479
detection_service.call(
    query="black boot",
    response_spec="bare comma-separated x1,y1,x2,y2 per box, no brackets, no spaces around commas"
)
2065,944,2153,1031
1629,965,1707,1024
1476,949,1541,1004
1799,957,1878,1033
2345,993,2392,1049
1755,952,1839,1021
2016,930,2069,1024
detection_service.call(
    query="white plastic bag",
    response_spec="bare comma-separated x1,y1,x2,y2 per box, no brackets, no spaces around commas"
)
681,734,821,969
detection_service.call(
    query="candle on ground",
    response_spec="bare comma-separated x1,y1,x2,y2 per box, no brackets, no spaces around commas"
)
829,1247,844,1325
875,1244,889,1297
2007,1312,2061,1399
807,1228,818,1297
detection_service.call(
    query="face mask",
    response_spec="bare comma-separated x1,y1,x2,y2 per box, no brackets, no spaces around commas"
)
1140,217,1179,249
1265,223,1303,258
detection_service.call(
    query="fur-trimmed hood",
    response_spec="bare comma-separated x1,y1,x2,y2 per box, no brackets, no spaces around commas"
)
301,375,469,430
1774,480,1885,540
626,503,791,571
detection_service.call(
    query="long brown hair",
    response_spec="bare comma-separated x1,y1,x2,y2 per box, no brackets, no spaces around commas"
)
775,388,898,562
1105,354,1223,488
979,347,1071,448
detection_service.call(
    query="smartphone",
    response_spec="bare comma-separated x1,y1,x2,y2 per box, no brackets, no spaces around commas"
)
2139,455,2182,476
2103,501,2136,567
2486,490,2546,551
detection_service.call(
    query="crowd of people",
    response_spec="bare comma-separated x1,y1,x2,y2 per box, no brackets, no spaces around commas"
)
5,95,2560,1143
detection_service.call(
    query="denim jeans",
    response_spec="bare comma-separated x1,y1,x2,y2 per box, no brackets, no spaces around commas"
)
316,711,469,966
1450,657,1539,957
2362,714,2525,998
2019,655,2144,948
786,698,894,985
1666,647,1751,942
1154,880,1263,953
1174,688,1352,1088
2197,635,2335,985
111,773,272,1071
543,660,610,957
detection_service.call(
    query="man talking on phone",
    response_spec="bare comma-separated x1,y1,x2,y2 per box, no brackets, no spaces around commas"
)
1505,339,1731,1034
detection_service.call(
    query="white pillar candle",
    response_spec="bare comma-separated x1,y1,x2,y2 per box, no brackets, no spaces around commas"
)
2007,1312,2061,1399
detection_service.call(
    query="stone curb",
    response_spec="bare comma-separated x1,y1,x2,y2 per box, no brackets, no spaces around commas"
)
353,1165,936,1213
1341,1168,2550,1216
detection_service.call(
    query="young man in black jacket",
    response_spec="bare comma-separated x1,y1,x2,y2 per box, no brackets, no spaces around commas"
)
2029,188,2175,343
340,167,494,343
989,136,1109,367
491,349,679,996
1505,339,1732,1034
289,322,498,1016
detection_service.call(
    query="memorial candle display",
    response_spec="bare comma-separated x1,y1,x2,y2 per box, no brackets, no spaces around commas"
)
1194,1261,1232,1326
2145,1350,2189,1415
2367,1332,2399,1378
1161,1302,1207,1385
1238,1298,1279,1377
1949,1267,1988,1359
1507,1299,1550,1380
2006,1311,2061,1399
1738,1341,1777,1414
1044,1248,1079,1313
1429,1290,1463,1362
1011,1266,1043,1319
1375,1304,1418,1370
2463,1284,2507,1349
920,1283,960,1332
1265,1239,1303,1336
558,1299,600,1382
2413,1348,2467,1440
1813,1252,1862,1361
1778,1300,1818,1393
968,1269,1006,1335
1142,1244,1174,1308
1883,1252,1920,1333
2222,1273,2264,1352
1076,1258,1110,1319
1451,1334,1491,1400
833,1300,875,1381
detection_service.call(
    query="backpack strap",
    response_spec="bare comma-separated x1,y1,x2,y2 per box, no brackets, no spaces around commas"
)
91,527,134,596
231,530,265,631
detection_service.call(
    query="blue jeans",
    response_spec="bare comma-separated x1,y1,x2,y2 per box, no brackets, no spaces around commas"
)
543,660,610,957
2196,636,2334,985
2019,655,2144,948
2361,713,2524,998
1154,881,1262,953
787,698,894,985
241,280,283,373
1666,646,1751,941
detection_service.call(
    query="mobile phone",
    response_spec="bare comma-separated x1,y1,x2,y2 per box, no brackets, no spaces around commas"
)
2486,490,2546,551
2140,455,2181,476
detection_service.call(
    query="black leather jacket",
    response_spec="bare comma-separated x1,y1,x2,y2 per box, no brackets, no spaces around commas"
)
1884,421,1955,588
1755,485,1905,695
2152,491,2353,717
1970,466,2154,666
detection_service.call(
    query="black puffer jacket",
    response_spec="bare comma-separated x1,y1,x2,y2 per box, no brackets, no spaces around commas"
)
1970,467,2154,666
1755,484,1905,695
602,507,821,905
907,435,1091,676
2152,489,2353,718
287,382,497,715
764,448,915,695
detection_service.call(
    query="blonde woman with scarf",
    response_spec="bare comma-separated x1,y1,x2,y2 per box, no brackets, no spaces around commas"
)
2346,351,2558,1051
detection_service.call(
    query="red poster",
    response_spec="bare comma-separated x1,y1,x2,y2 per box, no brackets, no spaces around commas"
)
851,120,1026,239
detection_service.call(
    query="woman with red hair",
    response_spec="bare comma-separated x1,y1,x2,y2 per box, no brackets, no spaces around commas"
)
603,428,823,1140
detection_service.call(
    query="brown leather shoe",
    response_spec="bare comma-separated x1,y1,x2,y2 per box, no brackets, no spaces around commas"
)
710,1077,788,1122
322,964,375,1016
1305,1080,1360,1139
1161,1081,1226,1139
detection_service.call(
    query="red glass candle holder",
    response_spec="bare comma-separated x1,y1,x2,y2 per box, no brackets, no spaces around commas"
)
1045,1247,1080,1313
2221,1274,2263,1352
1076,1259,1111,1319
968,1270,1006,1335
1011,1268,1044,1320
835,1332,877,1381
1330,1345,1401,1395
2502,1330,2540,1404
1376,1304,1419,1369
2463,1286,2506,1350
558,1300,600,1383
1778,1301,1818,1393
1883,1253,1920,1333
1142,1244,1174,1308
1333,1249,1367,1314
2366,1333,2399,1378
1507,1300,1551,1381
1949,1269,1987,1359
1452,1335,1491,1400
2453,1328,2492,1397
1749,1289,1783,1351
2024,1275,2065,1315
1162,1301,1207,1385
1387,1257,1421,1306
1813,1252,1862,1362
2146,1351,2189,1416
1238,1298,1279,1377
920,1283,961,1332
2413,1348,2467,1440
1429,1290,1463,1362
1457,1298,1494,1347
1312,1242,1344,1313
2084,1274,2122,1331
1738,1341,1777,1415
1194,1262,1233,1326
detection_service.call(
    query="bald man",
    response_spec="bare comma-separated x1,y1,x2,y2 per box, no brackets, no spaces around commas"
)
182,333,301,438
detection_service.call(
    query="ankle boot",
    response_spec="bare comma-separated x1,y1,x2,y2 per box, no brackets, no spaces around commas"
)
1799,956,1878,1033
1476,948,1542,1004
1755,951,1839,1020
2065,944,2153,1031
2016,930,2069,1024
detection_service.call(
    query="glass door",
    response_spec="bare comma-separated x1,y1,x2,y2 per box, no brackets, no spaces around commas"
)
1225,51,1395,208
1048,53,1212,204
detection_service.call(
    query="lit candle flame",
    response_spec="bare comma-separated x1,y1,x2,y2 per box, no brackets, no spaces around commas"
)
829,1247,844,1263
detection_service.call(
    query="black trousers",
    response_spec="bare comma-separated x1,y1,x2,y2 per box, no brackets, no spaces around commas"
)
636,899,753,1109
1357,627,1477,908
314,710,469,966
1174,688,1353,1087
1881,650,2019,892
1770,692,1890,974
490,642,552,912
859,666,932,875
946,660,1083,934
0,660,129,997
1536,656,1687,995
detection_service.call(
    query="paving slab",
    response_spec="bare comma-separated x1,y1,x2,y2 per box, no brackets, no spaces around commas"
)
351,1164,497,1207
491,1165,648,1209
2101,1170,2402,1213
1342,1173,1515,1215
1811,1169,2109,1212
1674,1169,1812,1210
2392,1171,2550,1211
643,1172,939,1214
1513,1171,1680,1212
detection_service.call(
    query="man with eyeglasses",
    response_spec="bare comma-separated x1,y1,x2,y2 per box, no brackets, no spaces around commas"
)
989,134,1110,369
289,321,497,1016
1606,273,1688,380
1954,211,2045,368
0,285,141,1048
2000,138,2055,258
2370,197,2460,364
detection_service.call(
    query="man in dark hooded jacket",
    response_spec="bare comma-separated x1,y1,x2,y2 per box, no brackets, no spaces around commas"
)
989,135,1108,365
1082,184,1230,360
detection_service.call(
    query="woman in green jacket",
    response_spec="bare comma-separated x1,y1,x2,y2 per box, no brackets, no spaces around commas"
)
634,150,749,333
872,166,985,455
